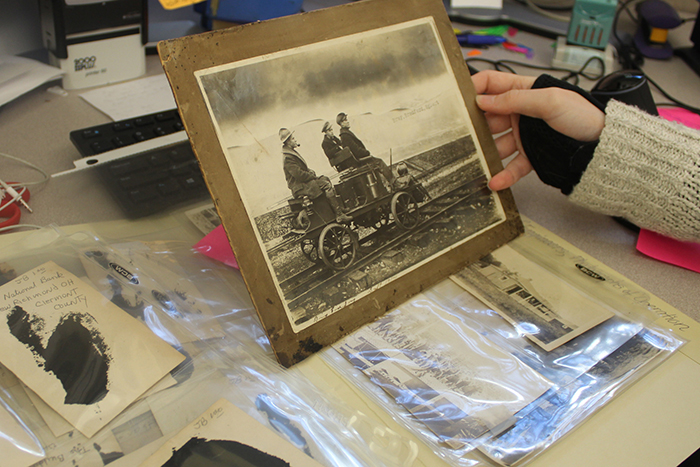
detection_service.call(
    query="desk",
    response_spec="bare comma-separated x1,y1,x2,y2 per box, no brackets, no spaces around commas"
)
0,12,699,467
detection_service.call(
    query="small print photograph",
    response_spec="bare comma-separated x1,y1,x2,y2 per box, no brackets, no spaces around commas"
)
451,245,615,352
334,301,553,448
140,398,326,467
478,328,673,466
195,17,506,332
0,261,185,438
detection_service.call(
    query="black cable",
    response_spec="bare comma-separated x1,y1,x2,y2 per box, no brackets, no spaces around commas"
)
466,55,606,85
608,0,700,114
645,74,700,115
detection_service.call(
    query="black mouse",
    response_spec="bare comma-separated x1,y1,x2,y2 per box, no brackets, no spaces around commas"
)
591,70,658,115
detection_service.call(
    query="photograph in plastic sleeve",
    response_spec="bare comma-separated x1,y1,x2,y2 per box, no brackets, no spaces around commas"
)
79,243,225,346
334,300,553,449
0,401,44,467
478,327,682,466
0,261,186,438
140,397,326,467
451,245,615,351
0,363,46,467
427,280,646,387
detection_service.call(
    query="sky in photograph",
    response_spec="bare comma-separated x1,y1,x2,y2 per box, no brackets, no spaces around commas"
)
196,18,476,216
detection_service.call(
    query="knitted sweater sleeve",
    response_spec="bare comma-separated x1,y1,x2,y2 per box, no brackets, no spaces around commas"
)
568,99,700,242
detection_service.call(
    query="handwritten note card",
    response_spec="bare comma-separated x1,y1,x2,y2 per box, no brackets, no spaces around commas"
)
0,261,185,438
141,398,325,467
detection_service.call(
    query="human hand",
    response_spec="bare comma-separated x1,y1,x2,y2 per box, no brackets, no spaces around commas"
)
472,70,605,191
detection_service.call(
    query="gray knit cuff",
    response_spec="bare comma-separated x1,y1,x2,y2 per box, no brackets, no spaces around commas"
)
569,100,700,242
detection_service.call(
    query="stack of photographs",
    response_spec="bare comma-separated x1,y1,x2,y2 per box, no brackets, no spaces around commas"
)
332,229,684,466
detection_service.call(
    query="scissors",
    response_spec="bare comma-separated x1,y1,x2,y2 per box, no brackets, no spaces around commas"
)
0,184,30,229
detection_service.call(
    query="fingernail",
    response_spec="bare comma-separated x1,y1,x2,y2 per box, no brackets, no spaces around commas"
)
476,95,492,107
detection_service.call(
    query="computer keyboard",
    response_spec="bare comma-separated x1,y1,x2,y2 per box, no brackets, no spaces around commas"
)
69,109,210,218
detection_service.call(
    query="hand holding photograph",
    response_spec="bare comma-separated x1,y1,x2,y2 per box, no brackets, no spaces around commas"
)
158,0,523,366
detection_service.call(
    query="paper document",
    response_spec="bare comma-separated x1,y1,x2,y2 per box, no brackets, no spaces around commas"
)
0,55,63,107
0,261,185,438
452,0,503,9
79,74,177,121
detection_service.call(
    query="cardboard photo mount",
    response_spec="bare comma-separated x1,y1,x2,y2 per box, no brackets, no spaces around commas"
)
158,0,523,367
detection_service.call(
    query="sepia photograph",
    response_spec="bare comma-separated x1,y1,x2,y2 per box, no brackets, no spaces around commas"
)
334,300,553,448
159,0,523,366
196,18,504,329
452,245,615,351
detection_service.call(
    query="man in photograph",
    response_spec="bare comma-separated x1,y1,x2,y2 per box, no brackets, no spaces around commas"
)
336,112,394,184
321,121,357,171
280,128,352,224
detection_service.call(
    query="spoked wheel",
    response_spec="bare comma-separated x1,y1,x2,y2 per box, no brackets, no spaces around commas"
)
372,209,390,231
391,191,420,230
300,238,320,263
319,223,357,270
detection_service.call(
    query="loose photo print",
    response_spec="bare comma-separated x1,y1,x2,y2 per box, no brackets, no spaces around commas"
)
0,261,185,438
159,0,523,366
140,398,325,467
451,245,616,351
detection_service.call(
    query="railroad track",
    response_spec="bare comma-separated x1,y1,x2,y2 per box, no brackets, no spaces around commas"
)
281,175,490,312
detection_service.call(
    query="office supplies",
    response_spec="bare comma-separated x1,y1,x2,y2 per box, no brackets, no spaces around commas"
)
0,182,30,230
637,228,700,273
446,0,570,38
550,0,616,72
38,0,147,89
0,179,31,213
634,0,682,59
78,74,177,122
68,109,209,218
566,0,617,49
457,32,508,45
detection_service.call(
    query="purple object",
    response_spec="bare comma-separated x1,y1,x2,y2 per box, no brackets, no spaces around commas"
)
634,0,682,59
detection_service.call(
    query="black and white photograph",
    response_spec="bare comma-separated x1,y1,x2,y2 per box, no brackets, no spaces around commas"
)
0,261,185,438
334,299,553,448
451,245,615,351
159,0,523,366
478,328,676,466
195,17,505,331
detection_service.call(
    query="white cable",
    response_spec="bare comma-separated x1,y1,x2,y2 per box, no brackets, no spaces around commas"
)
0,224,43,233
0,151,50,219
525,0,572,22
0,151,51,188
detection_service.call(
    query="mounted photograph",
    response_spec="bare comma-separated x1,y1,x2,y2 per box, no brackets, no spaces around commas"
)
159,0,523,366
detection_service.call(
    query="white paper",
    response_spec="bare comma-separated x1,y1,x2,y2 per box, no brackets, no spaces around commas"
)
79,74,177,121
452,0,503,9
0,261,185,438
141,398,325,467
451,245,615,351
21,382,74,438
0,55,63,107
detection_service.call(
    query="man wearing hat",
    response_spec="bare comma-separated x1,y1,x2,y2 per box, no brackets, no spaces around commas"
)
321,121,343,160
336,113,394,184
321,121,358,171
280,128,352,224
